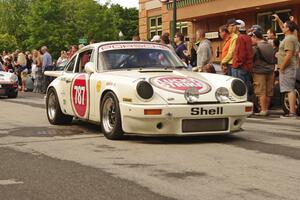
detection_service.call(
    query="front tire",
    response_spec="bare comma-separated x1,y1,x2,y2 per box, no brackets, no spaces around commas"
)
46,88,73,125
101,92,124,140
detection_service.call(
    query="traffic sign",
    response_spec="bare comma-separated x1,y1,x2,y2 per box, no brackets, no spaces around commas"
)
79,38,87,44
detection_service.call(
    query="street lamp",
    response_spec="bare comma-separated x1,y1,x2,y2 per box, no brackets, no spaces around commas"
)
159,0,177,40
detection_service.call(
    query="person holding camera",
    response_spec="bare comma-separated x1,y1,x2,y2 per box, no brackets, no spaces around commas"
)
276,20,299,118
174,32,189,65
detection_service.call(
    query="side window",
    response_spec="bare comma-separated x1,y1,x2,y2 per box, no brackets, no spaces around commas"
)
65,57,76,73
75,50,93,73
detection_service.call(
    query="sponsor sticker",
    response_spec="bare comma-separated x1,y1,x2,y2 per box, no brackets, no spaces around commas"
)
150,76,211,94
99,43,169,52
96,81,101,93
71,74,88,117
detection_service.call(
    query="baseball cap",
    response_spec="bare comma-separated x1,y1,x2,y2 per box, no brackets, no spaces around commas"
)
151,35,161,42
250,24,263,32
251,29,264,39
226,18,240,25
236,19,246,31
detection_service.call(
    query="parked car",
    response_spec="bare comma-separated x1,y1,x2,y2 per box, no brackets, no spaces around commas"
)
45,41,253,140
0,68,19,98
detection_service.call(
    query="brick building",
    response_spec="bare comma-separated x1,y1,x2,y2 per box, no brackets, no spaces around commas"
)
139,0,300,62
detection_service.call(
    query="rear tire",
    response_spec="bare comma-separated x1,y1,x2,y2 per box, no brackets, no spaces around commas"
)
100,92,124,140
46,88,73,125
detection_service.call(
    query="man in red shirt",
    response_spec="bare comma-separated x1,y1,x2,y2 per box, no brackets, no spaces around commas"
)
232,19,253,98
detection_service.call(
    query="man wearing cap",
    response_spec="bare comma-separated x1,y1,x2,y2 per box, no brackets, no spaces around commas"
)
232,19,253,99
221,18,238,76
249,24,263,33
251,30,275,116
151,35,161,43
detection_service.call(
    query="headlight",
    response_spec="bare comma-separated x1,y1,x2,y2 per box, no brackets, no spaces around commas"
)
215,87,230,102
10,74,18,83
136,81,154,100
184,87,200,103
231,79,246,96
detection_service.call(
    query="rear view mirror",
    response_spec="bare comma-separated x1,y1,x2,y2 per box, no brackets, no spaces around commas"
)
84,62,95,74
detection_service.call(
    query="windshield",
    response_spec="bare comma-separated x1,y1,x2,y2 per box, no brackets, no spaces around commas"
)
100,48,185,70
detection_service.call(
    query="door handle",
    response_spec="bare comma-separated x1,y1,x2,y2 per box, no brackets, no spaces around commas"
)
65,79,72,83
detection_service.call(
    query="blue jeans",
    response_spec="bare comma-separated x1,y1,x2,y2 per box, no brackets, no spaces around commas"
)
231,67,252,98
227,64,232,76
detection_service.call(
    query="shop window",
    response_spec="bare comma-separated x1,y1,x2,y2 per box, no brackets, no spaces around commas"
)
150,18,156,27
157,30,162,37
150,31,157,39
157,17,162,26
148,16,162,40
257,9,291,37
181,26,188,36
174,22,188,36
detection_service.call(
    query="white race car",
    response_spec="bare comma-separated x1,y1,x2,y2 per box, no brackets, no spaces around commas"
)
45,42,253,140
0,69,19,98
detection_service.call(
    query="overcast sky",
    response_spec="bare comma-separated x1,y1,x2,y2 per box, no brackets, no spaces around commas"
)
99,0,139,8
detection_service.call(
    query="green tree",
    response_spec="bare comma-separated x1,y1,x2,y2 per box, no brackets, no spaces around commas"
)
0,0,138,58
0,0,32,49
0,33,18,52
24,0,68,58
62,0,118,43
110,4,139,40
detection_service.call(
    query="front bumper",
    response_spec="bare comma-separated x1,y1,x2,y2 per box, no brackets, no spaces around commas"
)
0,83,18,96
120,102,253,135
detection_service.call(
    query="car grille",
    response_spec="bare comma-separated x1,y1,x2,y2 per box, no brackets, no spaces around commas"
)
0,84,11,89
182,118,228,133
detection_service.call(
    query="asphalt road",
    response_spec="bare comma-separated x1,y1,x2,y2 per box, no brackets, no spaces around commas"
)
0,92,300,200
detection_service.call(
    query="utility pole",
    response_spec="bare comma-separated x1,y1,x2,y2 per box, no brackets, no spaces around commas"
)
172,0,177,39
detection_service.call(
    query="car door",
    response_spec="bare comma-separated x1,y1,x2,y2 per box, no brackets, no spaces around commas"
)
59,55,78,116
69,49,93,119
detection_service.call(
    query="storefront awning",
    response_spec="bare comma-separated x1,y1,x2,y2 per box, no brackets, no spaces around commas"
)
166,0,216,10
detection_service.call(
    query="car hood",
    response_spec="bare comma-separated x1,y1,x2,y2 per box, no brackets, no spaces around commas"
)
0,71,15,83
103,69,231,104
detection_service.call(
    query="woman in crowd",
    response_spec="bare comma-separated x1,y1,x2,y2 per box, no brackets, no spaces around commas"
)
32,49,43,93
57,51,68,67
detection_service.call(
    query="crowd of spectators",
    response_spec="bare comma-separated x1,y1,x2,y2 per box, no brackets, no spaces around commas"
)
0,41,95,94
1,15,299,119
